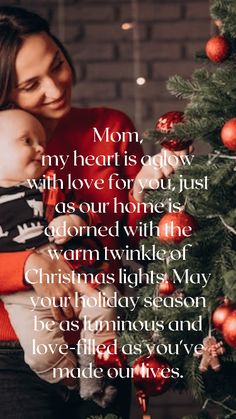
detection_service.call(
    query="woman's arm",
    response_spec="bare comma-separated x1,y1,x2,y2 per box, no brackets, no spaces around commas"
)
24,251,77,321
0,250,78,321
0,251,32,294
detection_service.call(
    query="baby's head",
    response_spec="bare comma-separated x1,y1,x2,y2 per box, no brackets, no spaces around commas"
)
0,109,46,186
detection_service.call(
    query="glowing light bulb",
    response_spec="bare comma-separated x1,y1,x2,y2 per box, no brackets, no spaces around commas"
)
136,77,146,85
121,22,134,30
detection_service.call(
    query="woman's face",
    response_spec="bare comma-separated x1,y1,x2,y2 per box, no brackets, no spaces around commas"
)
11,32,73,121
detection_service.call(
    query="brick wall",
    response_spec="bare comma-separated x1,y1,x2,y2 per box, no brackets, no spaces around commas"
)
2,0,212,153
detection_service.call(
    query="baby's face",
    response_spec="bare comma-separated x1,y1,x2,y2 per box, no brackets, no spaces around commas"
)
0,110,46,184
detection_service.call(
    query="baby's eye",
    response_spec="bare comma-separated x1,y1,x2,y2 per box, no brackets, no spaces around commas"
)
22,137,32,146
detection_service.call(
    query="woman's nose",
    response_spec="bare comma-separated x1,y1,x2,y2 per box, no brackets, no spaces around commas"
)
43,77,61,99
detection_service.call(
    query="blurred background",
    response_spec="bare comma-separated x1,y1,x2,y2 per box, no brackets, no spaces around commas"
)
0,0,216,417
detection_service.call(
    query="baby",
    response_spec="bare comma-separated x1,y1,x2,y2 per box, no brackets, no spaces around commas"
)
0,109,118,407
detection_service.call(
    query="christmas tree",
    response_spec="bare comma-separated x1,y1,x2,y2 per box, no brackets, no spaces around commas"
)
119,1,236,418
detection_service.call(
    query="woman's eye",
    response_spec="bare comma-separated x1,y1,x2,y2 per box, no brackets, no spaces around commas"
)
52,60,64,72
22,82,38,92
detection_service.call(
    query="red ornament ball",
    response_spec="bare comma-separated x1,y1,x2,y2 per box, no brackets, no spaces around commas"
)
222,310,236,348
220,117,236,150
159,274,176,296
205,35,230,63
133,354,172,397
160,137,192,151
95,339,127,373
158,211,197,244
156,111,184,133
212,299,234,332
155,111,191,151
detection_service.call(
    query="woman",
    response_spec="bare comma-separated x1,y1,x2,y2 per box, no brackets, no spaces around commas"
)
0,6,184,419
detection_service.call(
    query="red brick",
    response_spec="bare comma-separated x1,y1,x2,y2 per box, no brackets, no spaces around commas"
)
185,41,205,59
72,82,116,100
17,4,51,20
86,62,147,80
152,100,186,118
21,0,74,3
65,5,115,22
153,21,211,40
72,62,83,81
120,4,181,21
152,60,201,79
186,2,210,19
121,81,170,100
19,0,54,6
68,42,115,61
119,41,182,60
85,23,148,41
50,23,82,43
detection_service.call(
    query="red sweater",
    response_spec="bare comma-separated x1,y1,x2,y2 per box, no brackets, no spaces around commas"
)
0,107,144,340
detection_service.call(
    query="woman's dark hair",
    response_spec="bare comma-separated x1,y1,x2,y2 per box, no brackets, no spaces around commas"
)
0,6,76,108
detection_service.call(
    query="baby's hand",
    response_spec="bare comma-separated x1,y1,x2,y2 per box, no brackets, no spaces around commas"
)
74,280,98,297
49,214,87,244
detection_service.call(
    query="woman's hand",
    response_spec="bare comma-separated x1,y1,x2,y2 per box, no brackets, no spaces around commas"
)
133,147,192,202
24,251,77,321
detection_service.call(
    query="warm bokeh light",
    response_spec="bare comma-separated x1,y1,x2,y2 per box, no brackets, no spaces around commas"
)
121,22,134,30
136,77,146,85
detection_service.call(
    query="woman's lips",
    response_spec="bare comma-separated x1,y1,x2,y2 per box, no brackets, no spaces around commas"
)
45,92,67,110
